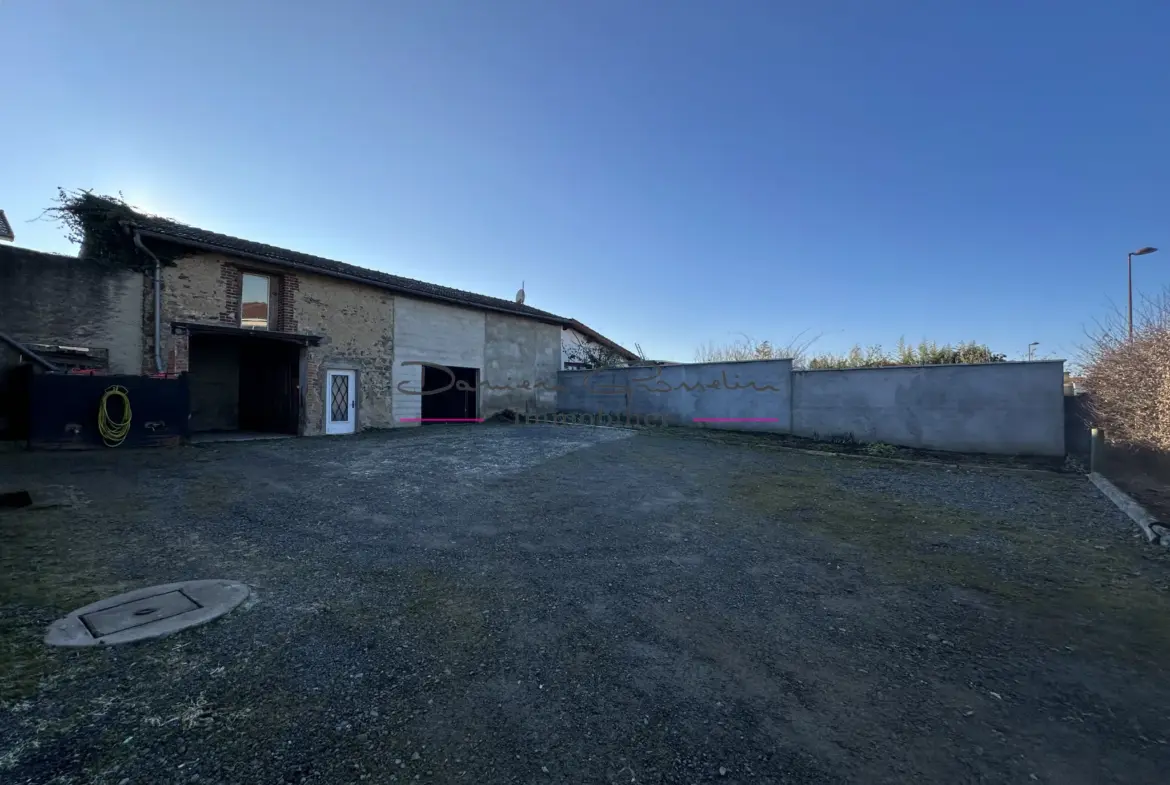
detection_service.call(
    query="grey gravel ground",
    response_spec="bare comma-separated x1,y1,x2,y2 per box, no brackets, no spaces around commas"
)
2,423,1170,785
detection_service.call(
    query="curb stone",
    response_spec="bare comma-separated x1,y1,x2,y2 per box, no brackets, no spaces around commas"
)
1088,472,1169,546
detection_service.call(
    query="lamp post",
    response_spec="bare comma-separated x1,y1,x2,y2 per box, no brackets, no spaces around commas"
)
1027,342,1039,361
1128,247,1159,339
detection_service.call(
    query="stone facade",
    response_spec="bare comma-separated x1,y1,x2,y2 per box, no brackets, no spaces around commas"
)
5,233,571,441
154,252,395,435
7,243,563,438
296,273,394,435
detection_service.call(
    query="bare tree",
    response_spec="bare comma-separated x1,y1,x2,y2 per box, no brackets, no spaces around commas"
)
1079,289,1170,451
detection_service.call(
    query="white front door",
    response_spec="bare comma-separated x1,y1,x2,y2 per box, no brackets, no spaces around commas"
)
325,370,357,435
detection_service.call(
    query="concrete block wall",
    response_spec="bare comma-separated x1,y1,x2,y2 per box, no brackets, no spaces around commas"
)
0,246,144,374
558,360,793,429
482,313,561,416
791,360,1066,456
558,358,1067,456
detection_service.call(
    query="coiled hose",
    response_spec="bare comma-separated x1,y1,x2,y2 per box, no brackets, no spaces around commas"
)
98,385,132,447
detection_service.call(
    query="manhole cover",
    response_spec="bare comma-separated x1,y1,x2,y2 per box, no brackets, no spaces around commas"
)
45,580,250,647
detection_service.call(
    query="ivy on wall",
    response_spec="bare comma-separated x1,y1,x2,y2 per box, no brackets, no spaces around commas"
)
42,188,187,272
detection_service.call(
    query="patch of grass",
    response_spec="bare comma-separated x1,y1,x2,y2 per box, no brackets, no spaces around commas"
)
0,510,133,703
863,442,898,458
648,425,1067,472
327,567,498,665
728,461,1170,665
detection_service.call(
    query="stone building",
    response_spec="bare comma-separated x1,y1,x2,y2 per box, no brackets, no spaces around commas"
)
1,199,573,439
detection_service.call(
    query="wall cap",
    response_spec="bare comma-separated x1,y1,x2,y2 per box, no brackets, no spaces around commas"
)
793,359,1065,373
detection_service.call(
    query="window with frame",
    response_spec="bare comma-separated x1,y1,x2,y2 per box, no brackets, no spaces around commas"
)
240,273,271,329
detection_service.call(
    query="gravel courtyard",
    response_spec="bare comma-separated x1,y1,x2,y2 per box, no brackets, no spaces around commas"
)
3,424,1170,784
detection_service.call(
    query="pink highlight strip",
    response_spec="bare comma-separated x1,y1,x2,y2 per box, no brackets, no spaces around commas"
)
692,417,780,423
400,418,484,423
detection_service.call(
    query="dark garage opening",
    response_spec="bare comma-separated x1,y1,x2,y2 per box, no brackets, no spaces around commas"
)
188,333,301,436
422,364,478,422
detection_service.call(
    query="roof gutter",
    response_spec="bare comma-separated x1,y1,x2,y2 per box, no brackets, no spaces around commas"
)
132,228,570,327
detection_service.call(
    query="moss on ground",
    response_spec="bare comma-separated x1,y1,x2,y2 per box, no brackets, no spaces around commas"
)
0,510,132,703
648,425,1066,471
727,458,1170,666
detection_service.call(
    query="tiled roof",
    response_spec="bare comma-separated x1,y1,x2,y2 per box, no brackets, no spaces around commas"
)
241,302,268,320
120,204,570,325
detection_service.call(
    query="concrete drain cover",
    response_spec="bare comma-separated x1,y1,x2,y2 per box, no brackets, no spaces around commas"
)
45,580,250,647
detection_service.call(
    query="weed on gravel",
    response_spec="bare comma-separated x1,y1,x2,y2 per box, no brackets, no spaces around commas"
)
728,456,1170,667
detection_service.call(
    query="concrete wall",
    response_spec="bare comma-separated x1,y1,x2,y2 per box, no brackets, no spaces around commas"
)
557,358,1067,456
558,359,793,430
482,313,561,416
392,296,486,425
0,246,144,374
791,361,1066,456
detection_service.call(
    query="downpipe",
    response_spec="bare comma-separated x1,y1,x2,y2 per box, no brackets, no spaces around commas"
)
131,230,166,374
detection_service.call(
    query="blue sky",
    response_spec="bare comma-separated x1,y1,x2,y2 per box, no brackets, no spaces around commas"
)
3,1,1168,365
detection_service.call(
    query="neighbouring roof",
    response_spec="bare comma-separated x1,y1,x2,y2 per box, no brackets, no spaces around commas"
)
107,200,570,325
564,319,641,362
241,302,268,320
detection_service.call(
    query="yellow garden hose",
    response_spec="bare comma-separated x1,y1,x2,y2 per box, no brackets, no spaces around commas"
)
98,385,132,447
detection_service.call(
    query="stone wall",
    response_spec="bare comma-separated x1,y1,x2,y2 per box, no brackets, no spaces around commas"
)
295,273,395,435
0,246,144,374
157,252,394,434
155,252,300,374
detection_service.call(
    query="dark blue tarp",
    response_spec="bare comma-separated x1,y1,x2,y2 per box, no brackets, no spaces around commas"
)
28,373,189,449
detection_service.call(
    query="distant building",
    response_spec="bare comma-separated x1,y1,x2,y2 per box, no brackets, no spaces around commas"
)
561,319,642,370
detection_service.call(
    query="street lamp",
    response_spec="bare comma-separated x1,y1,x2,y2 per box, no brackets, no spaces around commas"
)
1129,246,1159,339
1027,342,1039,361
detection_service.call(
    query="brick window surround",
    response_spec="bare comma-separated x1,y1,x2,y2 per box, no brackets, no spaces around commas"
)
220,263,299,333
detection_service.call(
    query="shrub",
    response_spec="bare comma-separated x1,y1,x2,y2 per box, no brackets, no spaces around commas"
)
1080,291,1170,452
864,442,898,458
